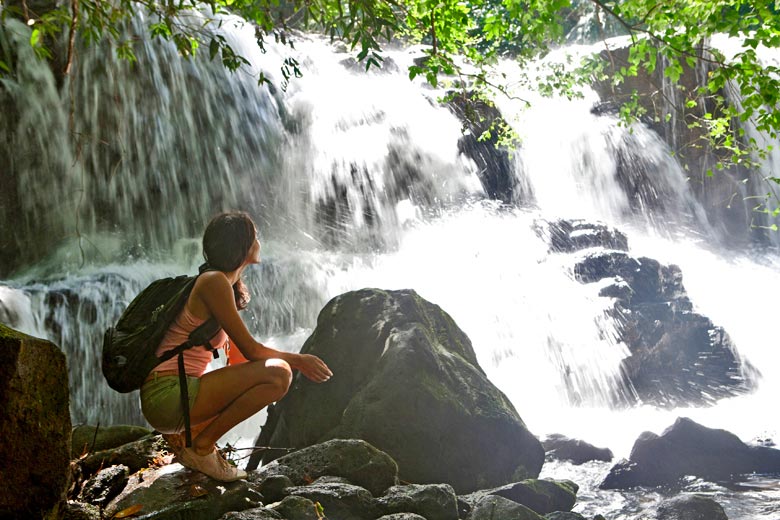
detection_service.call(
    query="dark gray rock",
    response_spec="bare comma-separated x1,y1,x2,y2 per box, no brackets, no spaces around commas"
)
78,465,129,508
285,481,378,520
542,434,613,464
378,483,459,520
256,474,294,504
255,289,544,493
62,501,101,520
601,417,780,489
71,424,152,458
269,495,319,520
544,513,587,520
0,324,71,520
376,514,428,520
250,439,398,496
573,251,756,407
80,433,167,476
463,479,578,515
535,219,629,253
105,464,263,520
446,91,519,203
469,495,545,520
220,508,283,520
656,494,728,520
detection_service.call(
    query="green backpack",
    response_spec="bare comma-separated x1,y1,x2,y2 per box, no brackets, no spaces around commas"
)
102,272,222,445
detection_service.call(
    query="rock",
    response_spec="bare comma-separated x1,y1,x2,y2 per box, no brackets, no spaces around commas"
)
105,464,263,520
220,508,283,519
284,481,379,520
534,219,629,253
573,251,756,407
601,417,780,488
542,434,613,464
0,324,71,520
463,479,578,516
269,495,320,520
250,439,398,496
446,91,519,203
78,465,129,507
71,424,152,458
469,495,545,520
62,501,101,520
256,474,294,504
544,513,587,520
377,514,428,520
255,289,544,493
656,494,728,520
80,433,168,476
377,483,459,520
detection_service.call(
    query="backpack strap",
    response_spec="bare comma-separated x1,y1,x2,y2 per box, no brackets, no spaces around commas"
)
159,317,223,447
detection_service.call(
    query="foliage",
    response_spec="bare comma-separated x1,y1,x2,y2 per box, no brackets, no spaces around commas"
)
2,0,780,189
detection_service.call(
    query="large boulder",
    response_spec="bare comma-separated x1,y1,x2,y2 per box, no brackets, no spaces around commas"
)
468,495,545,520
377,484,459,520
542,434,613,465
250,438,398,497
573,250,756,407
253,289,544,493
601,417,780,488
656,494,728,520
104,464,263,520
461,479,578,516
0,323,71,520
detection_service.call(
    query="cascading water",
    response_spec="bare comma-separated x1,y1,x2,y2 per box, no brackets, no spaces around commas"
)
1,12,779,519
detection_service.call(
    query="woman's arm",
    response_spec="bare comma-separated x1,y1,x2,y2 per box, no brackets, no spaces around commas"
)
195,272,332,382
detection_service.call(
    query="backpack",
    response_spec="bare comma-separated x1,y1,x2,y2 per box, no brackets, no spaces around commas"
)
102,272,222,445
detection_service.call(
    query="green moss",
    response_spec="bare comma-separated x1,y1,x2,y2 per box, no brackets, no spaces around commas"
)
0,322,33,341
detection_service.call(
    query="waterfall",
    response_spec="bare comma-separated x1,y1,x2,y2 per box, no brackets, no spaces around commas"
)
2,13,780,517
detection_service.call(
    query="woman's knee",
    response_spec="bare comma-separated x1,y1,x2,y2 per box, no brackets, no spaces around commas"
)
264,358,292,397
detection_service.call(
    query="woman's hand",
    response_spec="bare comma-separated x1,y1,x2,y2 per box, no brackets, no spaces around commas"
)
292,354,333,383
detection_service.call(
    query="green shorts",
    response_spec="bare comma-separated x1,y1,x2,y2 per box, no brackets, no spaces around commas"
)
140,373,200,434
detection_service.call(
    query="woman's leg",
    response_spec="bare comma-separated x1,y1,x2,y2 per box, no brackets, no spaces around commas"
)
187,358,292,455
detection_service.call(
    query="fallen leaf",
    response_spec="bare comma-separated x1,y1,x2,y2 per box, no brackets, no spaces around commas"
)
112,504,143,518
189,484,209,498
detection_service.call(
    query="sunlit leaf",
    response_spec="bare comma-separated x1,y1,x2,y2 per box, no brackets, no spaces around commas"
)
112,504,143,518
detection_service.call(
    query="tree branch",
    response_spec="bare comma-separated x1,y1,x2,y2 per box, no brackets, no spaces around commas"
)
64,0,79,76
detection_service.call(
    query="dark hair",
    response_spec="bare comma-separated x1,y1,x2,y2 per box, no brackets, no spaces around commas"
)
202,211,255,310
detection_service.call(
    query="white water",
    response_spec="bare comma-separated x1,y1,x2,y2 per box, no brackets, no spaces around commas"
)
1,13,780,519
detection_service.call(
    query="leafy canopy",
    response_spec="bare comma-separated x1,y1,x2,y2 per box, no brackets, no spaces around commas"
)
2,0,780,196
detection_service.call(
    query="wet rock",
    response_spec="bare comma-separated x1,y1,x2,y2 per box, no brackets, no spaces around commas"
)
446,90,520,203
255,289,544,493
0,324,71,520
62,500,101,520
269,495,319,520
250,438,398,496
535,219,629,253
377,483,459,520
462,479,578,516
377,514,428,520
105,464,263,520
78,464,129,507
80,433,167,476
71,424,152,458
469,495,545,520
573,251,756,407
256,474,294,504
544,513,587,520
656,494,728,520
284,481,379,520
220,507,283,519
601,417,780,488
542,434,613,464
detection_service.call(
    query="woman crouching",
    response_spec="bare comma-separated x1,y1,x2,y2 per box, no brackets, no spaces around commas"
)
140,211,332,481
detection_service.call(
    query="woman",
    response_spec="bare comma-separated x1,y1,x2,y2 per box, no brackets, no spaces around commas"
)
140,211,332,482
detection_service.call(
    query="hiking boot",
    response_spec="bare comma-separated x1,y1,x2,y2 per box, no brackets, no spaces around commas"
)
177,447,248,482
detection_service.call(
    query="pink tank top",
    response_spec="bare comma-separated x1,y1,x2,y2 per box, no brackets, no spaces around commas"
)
154,305,229,377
